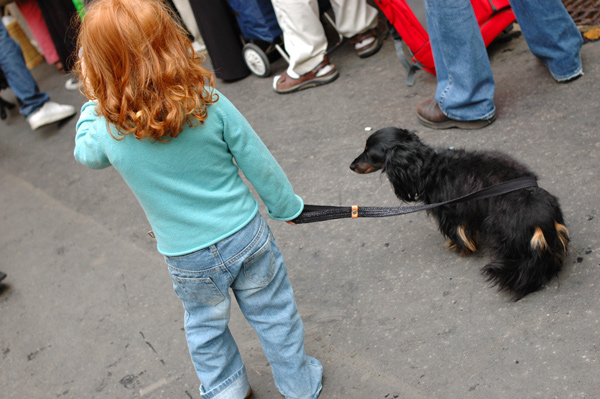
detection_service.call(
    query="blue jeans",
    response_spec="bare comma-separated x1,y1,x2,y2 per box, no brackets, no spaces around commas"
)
165,213,322,399
424,0,583,121
0,20,49,117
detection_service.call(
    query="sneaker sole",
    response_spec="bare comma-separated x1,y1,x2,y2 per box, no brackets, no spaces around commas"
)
29,109,77,130
417,113,496,130
274,70,340,94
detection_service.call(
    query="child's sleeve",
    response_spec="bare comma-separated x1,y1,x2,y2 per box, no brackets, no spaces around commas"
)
220,98,303,221
74,102,111,169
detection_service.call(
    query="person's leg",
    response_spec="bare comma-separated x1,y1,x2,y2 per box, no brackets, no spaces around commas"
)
331,0,387,58
165,248,250,399
16,0,60,66
271,0,327,75
329,0,378,37
424,0,496,122
270,0,338,93
0,20,49,117
509,0,583,81
232,215,322,399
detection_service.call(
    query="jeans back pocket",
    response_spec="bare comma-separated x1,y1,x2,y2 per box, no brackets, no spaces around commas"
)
168,267,227,307
242,233,276,287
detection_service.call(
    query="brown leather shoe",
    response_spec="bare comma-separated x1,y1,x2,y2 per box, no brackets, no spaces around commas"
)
350,18,389,58
416,99,496,130
244,387,253,399
273,56,339,94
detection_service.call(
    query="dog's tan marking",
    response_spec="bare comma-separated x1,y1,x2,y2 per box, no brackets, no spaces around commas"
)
530,227,548,251
457,224,477,253
555,222,570,251
445,240,457,251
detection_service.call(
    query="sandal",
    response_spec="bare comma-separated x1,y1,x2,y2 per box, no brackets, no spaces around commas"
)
350,18,388,59
273,56,339,94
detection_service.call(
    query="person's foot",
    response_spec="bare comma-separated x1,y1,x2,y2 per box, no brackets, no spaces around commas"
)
350,18,389,58
416,99,496,130
273,57,339,94
0,97,16,120
65,77,82,91
27,101,77,130
244,387,252,399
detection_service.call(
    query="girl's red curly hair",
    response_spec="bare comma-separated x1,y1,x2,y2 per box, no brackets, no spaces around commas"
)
75,0,217,140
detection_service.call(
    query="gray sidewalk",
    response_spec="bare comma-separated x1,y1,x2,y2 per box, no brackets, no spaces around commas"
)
1,30,599,399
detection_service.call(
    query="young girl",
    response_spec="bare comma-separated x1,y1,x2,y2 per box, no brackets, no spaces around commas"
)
73,1,322,398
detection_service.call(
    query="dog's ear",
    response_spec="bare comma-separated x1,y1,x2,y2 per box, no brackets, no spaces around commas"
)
383,140,434,202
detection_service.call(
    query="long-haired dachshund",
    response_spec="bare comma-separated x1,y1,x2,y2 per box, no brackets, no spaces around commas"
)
350,127,569,301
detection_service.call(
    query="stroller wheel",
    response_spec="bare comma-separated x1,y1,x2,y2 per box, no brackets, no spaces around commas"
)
243,43,271,78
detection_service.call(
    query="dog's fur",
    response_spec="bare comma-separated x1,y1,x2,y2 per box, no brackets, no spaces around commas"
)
350,127,569,300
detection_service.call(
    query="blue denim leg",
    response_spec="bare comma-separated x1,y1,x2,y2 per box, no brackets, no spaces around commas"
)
165,213,322,399
0,20,49,117
231,219,322,399
424,0,496,121
508,0,583,81
166,244,248,398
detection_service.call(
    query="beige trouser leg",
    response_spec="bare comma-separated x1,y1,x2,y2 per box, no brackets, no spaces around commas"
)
271,0,379,75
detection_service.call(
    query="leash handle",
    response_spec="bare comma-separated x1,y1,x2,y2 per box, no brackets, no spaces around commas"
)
292,177,538,224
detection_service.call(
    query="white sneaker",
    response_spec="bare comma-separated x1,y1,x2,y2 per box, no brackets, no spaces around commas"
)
192,40,206,53
65,77,81,91
27,101,76,130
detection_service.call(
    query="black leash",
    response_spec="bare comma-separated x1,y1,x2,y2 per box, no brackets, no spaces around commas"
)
292,177,538,224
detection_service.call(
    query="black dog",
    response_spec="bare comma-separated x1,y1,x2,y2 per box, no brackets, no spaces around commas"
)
350,127,569,300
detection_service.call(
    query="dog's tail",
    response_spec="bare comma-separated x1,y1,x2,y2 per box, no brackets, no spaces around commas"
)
482,221,570,301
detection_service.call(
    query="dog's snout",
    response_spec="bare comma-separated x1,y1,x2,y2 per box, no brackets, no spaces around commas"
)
350,161,379,174
350,156,362,172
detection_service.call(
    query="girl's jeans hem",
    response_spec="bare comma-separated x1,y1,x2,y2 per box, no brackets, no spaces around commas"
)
200,365,249,399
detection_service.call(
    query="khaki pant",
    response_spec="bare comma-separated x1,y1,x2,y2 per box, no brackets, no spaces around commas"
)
271,0,378,74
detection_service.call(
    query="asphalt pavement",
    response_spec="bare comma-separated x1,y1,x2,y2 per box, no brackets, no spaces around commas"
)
1,22,599,399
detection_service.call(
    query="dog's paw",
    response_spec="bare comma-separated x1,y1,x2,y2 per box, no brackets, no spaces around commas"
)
445,240,475,257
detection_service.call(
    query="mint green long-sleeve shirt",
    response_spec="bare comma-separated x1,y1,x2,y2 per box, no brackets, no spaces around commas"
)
74,92,303,256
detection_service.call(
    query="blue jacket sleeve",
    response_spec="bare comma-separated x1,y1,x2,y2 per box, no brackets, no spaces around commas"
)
74,102,111,169
219,96,303,221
